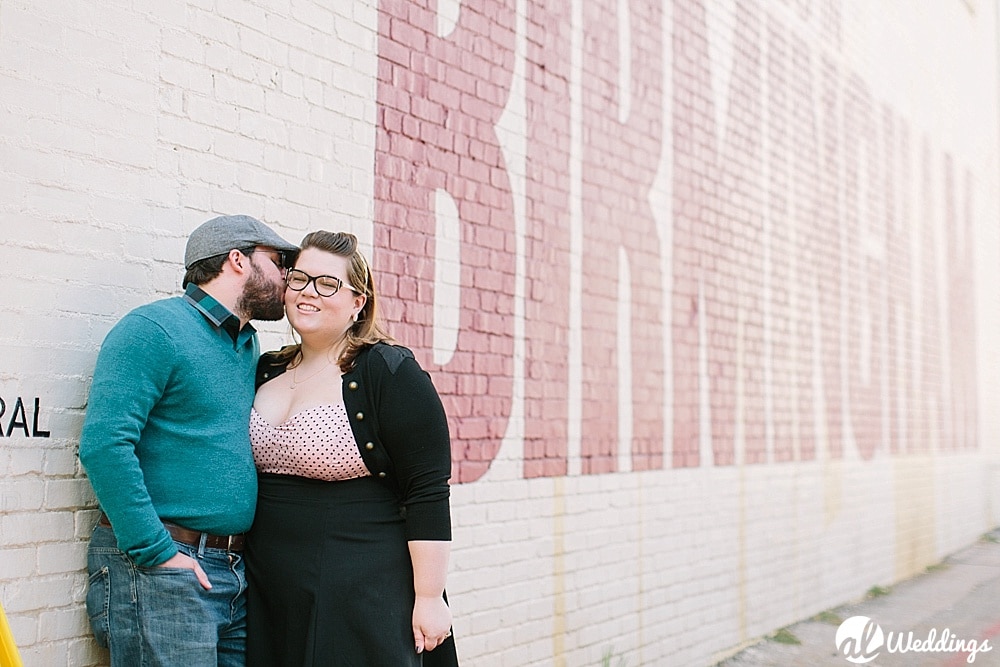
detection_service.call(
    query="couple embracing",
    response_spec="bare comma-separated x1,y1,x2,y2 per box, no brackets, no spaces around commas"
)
79,215,458,666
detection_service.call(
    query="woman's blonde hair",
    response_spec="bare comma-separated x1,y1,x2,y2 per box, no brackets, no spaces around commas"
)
279,231,393,372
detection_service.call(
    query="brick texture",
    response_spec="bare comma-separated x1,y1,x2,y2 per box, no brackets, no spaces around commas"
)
2,1,999,666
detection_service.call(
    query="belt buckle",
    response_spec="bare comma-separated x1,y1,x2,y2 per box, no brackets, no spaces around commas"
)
226,534,237,552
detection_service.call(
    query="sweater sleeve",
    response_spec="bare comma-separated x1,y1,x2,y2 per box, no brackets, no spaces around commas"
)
78,314,178,567
375,354,453,541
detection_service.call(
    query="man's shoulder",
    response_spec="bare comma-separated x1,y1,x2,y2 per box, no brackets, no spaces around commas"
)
109,296,195,340
125,295,188,321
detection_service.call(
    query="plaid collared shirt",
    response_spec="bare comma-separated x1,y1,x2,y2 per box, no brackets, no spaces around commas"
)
183,283,256,348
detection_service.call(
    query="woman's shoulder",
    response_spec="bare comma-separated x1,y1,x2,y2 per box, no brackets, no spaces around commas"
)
256,344,298,387
348,342,418,378
259,344,298,365
364,341,416,374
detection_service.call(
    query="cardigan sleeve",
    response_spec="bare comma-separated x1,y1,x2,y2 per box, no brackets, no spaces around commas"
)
370,350,453,541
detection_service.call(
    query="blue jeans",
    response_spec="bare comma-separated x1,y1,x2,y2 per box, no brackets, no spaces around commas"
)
86,525,247,667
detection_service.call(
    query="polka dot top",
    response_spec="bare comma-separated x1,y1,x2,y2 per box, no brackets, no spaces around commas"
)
250,404,372,482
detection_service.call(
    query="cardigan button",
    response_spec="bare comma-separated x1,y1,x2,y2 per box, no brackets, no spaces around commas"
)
378,471,386,478
348,381,358,390
355,412,364,421
365,442,374,450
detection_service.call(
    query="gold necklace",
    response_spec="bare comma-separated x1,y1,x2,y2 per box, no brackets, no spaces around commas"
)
289,358,332,389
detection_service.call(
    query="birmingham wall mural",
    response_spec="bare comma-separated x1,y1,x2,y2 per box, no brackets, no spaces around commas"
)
373,0,979,484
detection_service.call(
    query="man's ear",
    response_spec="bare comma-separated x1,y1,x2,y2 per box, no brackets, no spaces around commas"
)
226,248,249,276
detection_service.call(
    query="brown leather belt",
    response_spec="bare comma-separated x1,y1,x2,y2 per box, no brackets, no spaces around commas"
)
98,513,245,552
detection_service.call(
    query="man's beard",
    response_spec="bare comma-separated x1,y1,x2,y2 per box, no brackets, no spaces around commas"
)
237,263,285,321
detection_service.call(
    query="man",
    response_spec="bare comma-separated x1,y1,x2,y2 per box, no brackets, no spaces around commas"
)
79,215,298,666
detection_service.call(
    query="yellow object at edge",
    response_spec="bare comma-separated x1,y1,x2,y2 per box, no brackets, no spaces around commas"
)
0,602,23,667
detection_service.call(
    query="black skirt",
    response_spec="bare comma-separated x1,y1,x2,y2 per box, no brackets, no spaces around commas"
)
246,474,457,667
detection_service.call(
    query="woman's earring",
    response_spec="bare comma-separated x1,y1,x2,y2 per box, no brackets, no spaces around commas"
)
352,312,359,322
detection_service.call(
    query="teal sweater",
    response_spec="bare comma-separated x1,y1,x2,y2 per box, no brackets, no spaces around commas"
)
79,292,259,566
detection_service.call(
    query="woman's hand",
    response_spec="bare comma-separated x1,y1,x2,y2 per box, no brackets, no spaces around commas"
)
409,540,452,652
412,594,452,653
157,551,212,590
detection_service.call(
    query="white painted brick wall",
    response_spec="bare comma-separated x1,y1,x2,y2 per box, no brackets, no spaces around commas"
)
0,0,378,663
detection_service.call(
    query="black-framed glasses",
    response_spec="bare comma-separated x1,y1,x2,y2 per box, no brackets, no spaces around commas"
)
241,247,291,271
285,268,360,297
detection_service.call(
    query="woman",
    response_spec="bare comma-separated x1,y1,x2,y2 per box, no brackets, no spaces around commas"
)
246,231,458,666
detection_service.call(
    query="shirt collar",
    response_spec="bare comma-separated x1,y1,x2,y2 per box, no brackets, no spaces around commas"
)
183,283,256,346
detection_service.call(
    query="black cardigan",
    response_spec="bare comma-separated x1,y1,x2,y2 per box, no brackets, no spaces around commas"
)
256,342,452,541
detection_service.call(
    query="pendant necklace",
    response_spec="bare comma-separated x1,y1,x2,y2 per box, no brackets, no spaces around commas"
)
289,357,332,389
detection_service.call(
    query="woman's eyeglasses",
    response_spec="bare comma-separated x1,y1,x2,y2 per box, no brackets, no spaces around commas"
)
285,268,361,297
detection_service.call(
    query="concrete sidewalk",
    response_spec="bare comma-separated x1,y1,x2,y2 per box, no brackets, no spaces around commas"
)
717,529,1000,667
